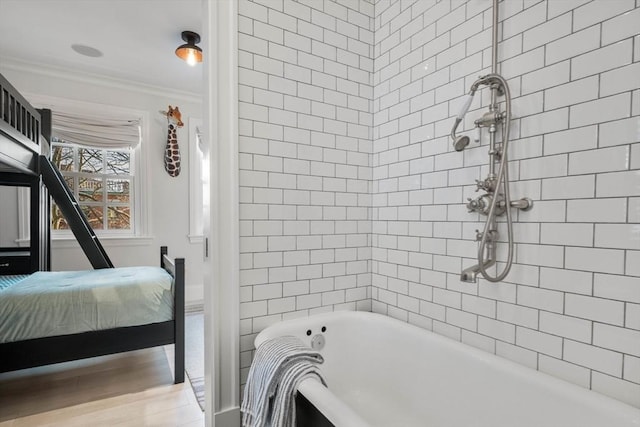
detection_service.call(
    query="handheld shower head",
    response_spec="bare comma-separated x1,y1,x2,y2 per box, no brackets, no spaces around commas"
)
450,92,476,152
457,94,475,120
454,135,470,151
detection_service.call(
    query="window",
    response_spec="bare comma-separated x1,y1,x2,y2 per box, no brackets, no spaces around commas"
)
51,140,134,232
24,95,149,240
23,95,151,239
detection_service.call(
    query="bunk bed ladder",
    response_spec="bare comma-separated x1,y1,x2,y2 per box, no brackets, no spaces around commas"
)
39,155,113,269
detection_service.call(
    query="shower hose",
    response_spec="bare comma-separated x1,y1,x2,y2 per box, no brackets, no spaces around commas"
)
474,73,514,283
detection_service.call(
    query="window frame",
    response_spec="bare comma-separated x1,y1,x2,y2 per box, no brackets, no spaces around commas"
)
50,141,136,234
188,117,205,243
25,94,151,240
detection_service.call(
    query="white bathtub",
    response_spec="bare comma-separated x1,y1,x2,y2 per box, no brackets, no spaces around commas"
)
255,311,640,427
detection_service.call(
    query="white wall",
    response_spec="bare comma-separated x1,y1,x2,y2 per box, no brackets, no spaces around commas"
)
237,0,375,383
0,63,205,305
0,186,20,247
372,0,640,408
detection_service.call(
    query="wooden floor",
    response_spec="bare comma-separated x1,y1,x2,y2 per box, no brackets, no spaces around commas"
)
0,346,204,426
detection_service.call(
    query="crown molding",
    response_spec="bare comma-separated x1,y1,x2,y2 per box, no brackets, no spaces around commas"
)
0,56,202,104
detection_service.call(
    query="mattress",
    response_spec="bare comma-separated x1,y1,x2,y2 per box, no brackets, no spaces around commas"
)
0,267,174,344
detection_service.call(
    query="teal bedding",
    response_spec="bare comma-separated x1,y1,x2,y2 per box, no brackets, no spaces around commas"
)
0,275,29,291
0,267,174,344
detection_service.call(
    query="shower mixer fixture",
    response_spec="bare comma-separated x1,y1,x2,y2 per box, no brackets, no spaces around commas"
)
449,0,536,283
451,72,533,283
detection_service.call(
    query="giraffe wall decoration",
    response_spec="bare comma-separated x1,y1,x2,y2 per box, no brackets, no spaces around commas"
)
162,105,183,177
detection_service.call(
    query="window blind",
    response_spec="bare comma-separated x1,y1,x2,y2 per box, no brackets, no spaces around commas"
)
51,111,141,149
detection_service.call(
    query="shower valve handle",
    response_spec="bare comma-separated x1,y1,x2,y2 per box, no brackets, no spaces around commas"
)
467,195,490,215
476,229,499,242
475,111,500,127
467,198,480,213
467,194,505,216
475,178,495,193
474,126,481,142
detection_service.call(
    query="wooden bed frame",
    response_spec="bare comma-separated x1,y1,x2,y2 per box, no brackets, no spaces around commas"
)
0,72,185,384
0,246,185,384
0,73,43,175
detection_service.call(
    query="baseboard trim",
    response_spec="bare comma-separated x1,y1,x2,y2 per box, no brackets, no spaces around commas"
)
186,301,204,313
186,284,204,307
214,406,240,427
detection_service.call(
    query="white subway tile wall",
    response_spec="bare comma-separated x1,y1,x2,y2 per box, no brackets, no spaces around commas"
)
238,0,375,385
239,0,640,408
372,0,639,408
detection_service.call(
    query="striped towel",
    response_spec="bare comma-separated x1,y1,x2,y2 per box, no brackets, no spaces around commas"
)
241,335,326,427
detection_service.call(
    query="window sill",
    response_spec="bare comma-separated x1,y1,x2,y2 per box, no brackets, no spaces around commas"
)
188,234,204,244
51,235,154,248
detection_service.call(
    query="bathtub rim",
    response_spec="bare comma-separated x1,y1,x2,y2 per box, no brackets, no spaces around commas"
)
254,312,372,426
297,378,371,427
255,310,640,424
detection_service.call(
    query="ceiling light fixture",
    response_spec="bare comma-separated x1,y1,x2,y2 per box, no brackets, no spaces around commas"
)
175,31,202,66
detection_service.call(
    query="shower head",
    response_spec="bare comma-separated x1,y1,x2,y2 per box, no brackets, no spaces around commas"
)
453,135,470,151
450,93,476,152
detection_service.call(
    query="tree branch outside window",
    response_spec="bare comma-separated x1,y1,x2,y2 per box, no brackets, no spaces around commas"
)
51,139,133,232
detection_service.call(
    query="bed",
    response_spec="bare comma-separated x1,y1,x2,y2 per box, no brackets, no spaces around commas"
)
0,247,185,383
0,72,185,384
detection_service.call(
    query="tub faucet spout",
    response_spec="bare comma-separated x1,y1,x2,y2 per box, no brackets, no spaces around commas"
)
461,258,496,283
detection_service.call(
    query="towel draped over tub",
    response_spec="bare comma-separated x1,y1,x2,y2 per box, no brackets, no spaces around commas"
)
241,335,326,427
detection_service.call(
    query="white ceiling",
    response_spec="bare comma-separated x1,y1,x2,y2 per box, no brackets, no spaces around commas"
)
0,0,203,94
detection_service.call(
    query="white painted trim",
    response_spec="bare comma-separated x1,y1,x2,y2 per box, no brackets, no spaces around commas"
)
186,286,205,309
188,117,205,240
188,234,205,244
51,235,154,248
136,107,153,240
203,1,215,421
186,301,205,313
0,56,201,104
17,187,30,244
214,407,241,427
204,0,240,426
